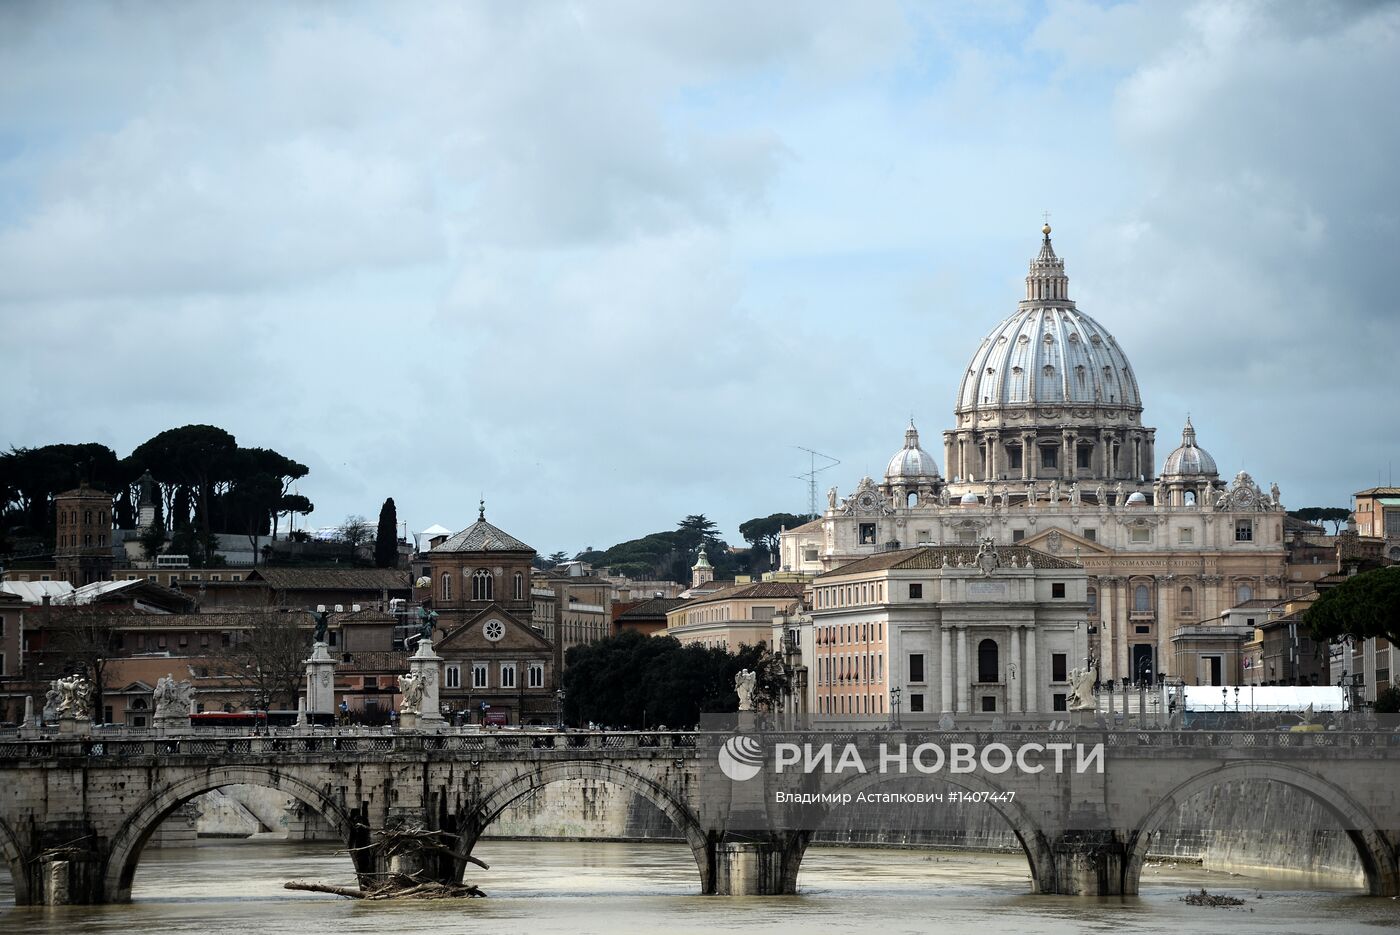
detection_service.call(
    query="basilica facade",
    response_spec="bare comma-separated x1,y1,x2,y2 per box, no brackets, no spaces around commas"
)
779,226,1288,685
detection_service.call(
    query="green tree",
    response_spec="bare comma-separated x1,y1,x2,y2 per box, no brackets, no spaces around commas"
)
1375,687,1400,715
130,425,238,544
1304,567,1400,647
1287,506,1352,535
739,512,816,571
375,498,399,568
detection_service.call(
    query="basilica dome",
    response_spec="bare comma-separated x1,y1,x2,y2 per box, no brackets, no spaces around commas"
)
955,227,1142,415
1161,417,1218,477
885,420,941,483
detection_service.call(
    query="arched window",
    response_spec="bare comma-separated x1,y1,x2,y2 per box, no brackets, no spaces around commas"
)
513,571,524,601
84,510,93,524
977,639,999,683
1087,587,1098,613
1236,583,1254,604
1183,490,1196,506
907,492,918,507
440,573,452,602
1134,584,1150,612
473,569,494,601
1181,586,1194,613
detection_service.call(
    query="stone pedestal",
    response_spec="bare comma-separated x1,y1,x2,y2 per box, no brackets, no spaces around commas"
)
304,641,337,718
57,716,91,738
406,639,444,728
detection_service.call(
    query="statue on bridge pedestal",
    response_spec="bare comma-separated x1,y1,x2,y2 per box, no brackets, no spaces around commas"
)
53,675,93,720
734,670,757,712
417,606,438,642
153,673,195,720
311,611,328,645
1067,664,1097,712
397,672,425,715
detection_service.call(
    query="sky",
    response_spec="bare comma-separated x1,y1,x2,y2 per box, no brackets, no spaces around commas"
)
2,1,1398,555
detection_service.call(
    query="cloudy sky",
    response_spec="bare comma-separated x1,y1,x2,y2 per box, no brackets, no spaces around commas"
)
2,1,1397,554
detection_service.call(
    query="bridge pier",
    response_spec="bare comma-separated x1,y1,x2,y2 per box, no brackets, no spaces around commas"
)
710,834,807,895
1046,832,1130,896
28,821,105,905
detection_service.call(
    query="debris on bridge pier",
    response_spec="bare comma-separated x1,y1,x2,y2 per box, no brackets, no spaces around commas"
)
284,879,485,899
285,825,490,899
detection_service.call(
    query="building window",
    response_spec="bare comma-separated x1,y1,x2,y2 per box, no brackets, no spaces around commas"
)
859,523,877,545
1181,586,1194,613
1087,587,1098,613
1083,528,1096,541
231,574,242,582
981,695,997,712
1134,584,1150,612
1052,582,1065,599
1135,625,1150,634
1077,446,1092,469
440,573,453,602
1053,693,1068,712
1052,653,1067,682
1236,583,1254,603
472,663,488,688
803,547,819,562
500,663,516,688
528,663,544,688
446,665,461,689
1012,529,1025,542
1041,446,1058,469
909,693,925,713
1130,527,1150,543
473,569,493,601
909,653,925,682
977,639,999,682
1178,527,1194,544
1007,447,1022,470
908,583,923,600
513,572,524,601
1235,520,1253,542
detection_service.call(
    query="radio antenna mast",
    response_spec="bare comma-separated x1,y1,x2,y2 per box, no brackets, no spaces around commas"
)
793,446,841,518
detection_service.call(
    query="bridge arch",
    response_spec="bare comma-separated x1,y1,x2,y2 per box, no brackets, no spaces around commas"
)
819,768,1056,893
103,765,366,903
0,815,30,905
1124,760,1400,896
462,761,712,893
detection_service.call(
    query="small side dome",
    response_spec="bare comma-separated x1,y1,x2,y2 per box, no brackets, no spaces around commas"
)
1162,416,1219,477
885,420,941,482
1126,491,1147,507
960,492,980,507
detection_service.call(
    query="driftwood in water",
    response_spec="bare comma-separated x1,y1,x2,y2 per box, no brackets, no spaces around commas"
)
339,826,490,869
285,878,485,900
1182,888,1246,907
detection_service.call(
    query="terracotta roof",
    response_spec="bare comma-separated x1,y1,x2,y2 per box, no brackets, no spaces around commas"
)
787,519,824,535
683,582,806,608
1355,487,1400,496
817,545,1081,578
334,609,397,624
431,518,533,554
616,597,689,619
245,568,411,591
338,651,409,673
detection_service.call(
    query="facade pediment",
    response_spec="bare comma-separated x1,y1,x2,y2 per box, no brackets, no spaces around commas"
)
437,604,553,653
1021,527,1111,557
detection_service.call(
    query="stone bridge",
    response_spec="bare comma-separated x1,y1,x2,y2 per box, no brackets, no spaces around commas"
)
0,728,1397,904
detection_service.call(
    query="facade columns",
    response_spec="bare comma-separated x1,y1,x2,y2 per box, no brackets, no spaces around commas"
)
1062,430,1074,481
956,626,969,714
1025,626,1038,713
1156,577,1171,682
944,435,956,484
1009,626,1022,713
983,436,994,481
940,626,953,713
1100,576,1116,682
1021,433,1033,481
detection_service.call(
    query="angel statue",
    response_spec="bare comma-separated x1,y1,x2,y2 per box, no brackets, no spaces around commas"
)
397,672,425,715
1067,664,1098,712
734,669,758,712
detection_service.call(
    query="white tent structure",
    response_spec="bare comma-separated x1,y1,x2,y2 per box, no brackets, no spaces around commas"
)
415,523,453,552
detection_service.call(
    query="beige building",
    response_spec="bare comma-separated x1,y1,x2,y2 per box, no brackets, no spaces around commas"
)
1354,487,1400,564
665,582,806,650
808,543,1088,725
780,226,1289,684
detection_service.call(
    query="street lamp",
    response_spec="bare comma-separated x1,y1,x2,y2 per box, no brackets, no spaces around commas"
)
889,687,902,730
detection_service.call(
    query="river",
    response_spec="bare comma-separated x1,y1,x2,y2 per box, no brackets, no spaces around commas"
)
1,839,1397,934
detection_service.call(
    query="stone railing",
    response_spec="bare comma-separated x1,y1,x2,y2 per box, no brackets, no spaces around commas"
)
1,728,1397,763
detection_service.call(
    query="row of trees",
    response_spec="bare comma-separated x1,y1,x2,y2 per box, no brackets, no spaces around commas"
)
2,425,313,566
556,511,814,583
561,631,787,729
